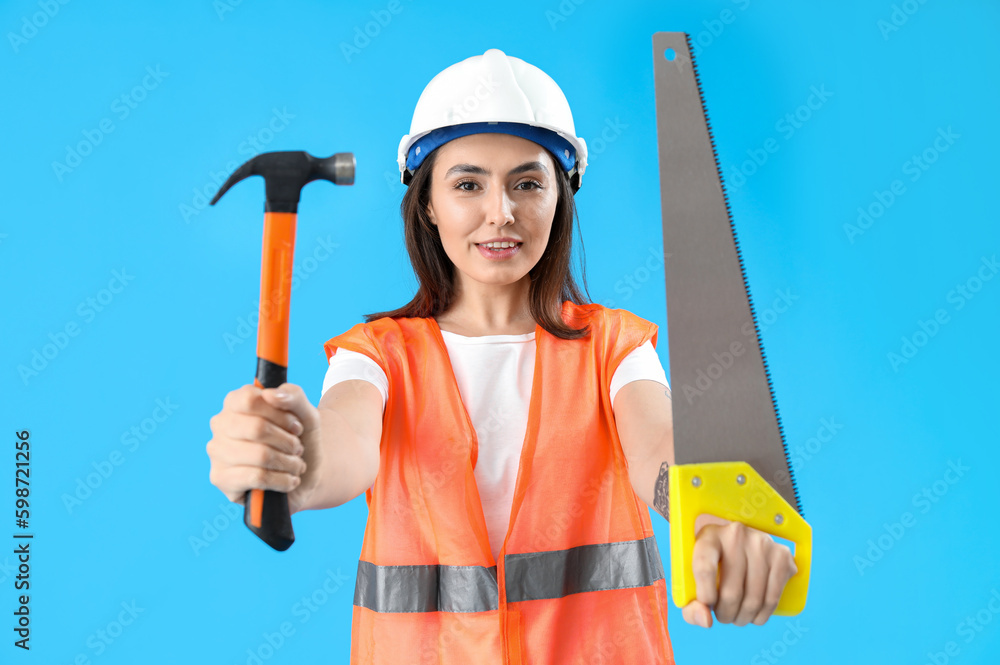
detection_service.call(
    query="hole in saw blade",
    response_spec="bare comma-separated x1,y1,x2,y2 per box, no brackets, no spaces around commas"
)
664,48,677,61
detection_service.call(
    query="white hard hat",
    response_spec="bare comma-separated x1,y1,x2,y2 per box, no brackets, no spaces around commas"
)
398,48,588,193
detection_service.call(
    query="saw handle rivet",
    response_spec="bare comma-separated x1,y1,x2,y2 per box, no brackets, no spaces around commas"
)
736,474,746,485
774,513,784,525
691,476,702,488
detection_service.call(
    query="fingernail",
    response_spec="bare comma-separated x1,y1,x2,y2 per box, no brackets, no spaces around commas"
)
697,613,710,628
275,391,290,400
291,420,303,435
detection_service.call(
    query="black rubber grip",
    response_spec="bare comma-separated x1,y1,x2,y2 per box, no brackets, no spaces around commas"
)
245,356,295,551
243,489,295,552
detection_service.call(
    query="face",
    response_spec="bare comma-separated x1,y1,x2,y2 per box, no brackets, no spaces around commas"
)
426,133,559,296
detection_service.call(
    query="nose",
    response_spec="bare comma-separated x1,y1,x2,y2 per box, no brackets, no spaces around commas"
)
485,182,515,226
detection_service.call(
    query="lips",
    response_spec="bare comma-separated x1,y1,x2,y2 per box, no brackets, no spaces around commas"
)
476,242,522,260
475,237,523,245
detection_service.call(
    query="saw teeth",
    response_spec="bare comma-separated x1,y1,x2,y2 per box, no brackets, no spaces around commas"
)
682,32,803,516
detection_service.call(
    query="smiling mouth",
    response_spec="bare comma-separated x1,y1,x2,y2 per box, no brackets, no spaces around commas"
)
476,242,523,258
476,242,523,248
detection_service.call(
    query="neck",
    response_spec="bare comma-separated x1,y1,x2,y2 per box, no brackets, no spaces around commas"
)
438,275,534,335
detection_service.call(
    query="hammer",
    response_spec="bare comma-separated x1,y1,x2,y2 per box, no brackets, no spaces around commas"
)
211,150,355,551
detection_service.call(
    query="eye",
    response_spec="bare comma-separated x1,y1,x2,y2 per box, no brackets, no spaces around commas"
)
454,179,543,191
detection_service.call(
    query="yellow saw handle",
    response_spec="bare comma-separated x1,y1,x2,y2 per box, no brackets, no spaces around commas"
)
668,461,812,615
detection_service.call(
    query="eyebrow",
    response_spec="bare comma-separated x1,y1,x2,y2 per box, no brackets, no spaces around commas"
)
444,161,550,179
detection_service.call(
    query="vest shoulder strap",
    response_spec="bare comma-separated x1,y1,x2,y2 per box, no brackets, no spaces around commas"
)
322,317,401,377
597,306,660,378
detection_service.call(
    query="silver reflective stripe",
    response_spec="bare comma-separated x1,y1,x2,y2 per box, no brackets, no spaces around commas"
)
354,537,664,613
354,561,499,613
504,536,665,603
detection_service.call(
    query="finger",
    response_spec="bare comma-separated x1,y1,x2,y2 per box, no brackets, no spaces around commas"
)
217,489,245,506
691,525,722,611
212,464,302,496
753,545,798,626
222,413,304,456
713,523,748,624
208,466,247,504
681,600,713,629
214,440,307,478
261,383,319,432
206,464,247,506
223,384,305,436
733,532,769,626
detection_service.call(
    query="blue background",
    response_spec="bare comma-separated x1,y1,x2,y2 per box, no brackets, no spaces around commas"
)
3,0,998,663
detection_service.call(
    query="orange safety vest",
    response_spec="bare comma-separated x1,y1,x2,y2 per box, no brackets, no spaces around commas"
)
323,300,676,665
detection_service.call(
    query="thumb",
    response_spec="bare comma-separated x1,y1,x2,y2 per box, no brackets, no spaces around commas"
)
682,600,713,629
261,383,319,431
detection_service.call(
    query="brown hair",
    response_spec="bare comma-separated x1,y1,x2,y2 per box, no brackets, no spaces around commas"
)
363,144,593,339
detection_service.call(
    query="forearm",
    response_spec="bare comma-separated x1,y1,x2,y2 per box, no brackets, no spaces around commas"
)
628,433,730,532
627,429,674,522
292,407,379,513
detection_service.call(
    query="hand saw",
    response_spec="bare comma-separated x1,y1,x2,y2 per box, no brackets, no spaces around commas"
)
651,32,812,615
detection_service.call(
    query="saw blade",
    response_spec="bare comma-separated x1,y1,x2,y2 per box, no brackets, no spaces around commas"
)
652,32,802,516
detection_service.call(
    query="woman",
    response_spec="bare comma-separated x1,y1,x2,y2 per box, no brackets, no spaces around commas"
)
207,48,796,664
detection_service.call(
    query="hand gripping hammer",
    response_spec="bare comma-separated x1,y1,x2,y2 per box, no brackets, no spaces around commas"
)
211,151,355,551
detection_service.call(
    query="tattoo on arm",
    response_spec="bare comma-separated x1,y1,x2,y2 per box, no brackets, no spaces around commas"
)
653,462,669,521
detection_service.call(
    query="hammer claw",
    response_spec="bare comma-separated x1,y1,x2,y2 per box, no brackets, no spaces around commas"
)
210,150,354,213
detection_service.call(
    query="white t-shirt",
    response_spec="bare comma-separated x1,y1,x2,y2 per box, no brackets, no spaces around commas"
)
322,329,670,561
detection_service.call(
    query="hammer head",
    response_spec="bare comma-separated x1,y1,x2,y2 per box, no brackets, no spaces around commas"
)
210,151,355,213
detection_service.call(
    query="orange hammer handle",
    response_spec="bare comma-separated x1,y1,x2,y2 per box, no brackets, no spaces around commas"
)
245,211,297,551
